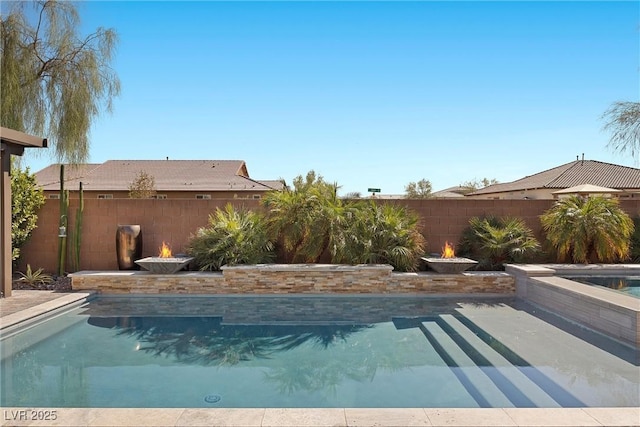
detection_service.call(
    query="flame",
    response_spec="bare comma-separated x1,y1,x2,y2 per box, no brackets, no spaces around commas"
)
159,241,172,258
441,241,455,258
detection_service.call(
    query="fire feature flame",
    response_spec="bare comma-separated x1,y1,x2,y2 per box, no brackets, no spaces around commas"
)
441,241,455,258
159,241,172,258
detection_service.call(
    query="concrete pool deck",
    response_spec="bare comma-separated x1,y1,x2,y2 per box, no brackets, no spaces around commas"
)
1,291,638,427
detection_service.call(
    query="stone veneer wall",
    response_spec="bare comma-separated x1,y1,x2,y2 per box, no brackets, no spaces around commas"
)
71,264,515,294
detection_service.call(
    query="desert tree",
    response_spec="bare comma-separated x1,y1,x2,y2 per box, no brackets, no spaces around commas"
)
1,0,120,163
602,101,640,161
459,177,499,194
128,170,157,199
404,179,433,199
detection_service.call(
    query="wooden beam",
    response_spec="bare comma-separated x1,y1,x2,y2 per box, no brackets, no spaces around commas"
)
0,127,47,148
1,147,11,297
0,128,47,297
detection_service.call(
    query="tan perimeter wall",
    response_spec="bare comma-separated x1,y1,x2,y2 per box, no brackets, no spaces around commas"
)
18,198,640,273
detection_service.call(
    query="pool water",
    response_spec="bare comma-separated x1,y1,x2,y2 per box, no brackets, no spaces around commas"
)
563,276,640,298
1,295,638,408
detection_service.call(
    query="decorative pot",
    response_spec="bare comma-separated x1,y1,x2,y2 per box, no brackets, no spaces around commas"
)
116,225,142,270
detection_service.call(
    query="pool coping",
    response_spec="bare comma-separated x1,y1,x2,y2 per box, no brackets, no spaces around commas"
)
1,406,639,426
506,264,640,347
1,293,638,427
0,291,94,332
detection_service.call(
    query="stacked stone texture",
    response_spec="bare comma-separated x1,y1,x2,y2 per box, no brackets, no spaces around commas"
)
71,265,515,294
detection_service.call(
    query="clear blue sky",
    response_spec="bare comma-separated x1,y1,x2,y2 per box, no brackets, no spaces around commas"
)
22,1,640,196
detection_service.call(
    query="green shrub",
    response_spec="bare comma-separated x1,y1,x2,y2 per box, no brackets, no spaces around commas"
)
262,171,345,263
540,195,633,263
629,217,640,262
11,167,45,261
337,201,426,272
186,204,275,271
262,171,426,271
458,216,540,270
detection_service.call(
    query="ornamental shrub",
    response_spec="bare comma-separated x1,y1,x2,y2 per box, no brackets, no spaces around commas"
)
186,203,275,271
262,170,345,263
457,216,540,270
262,171,426,271
11,167,45,261
336,201,426,272
540,195,633,263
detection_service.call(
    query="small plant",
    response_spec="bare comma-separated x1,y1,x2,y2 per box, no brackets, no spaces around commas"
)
458,216,540,270
187,204,275,271
18,265,53,286
540,195,634,263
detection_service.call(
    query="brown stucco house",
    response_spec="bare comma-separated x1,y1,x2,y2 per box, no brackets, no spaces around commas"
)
34,160,286,199
466,159,640,200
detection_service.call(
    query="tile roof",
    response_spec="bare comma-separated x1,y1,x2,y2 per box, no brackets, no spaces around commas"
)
469,160,640,195
432,186,467,198
256,180,287,191
35,160,278,192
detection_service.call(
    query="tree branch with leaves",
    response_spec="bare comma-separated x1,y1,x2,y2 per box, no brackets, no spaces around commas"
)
602,101,640,161
128,171,157,199
404,179,433,199
1,0,120,164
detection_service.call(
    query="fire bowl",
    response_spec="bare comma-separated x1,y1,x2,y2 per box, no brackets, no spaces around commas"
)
421,257,478,274
135,256,194,274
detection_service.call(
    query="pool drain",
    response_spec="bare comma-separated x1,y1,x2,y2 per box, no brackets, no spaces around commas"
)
204,394,221,404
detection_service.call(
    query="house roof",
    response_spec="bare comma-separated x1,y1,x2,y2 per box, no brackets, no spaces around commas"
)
552,184,622,195
432,186,467,198
35,160,280,192
469,160,640,195
256,179,287,191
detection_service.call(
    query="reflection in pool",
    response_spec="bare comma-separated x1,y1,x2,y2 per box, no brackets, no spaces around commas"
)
1,295,638,408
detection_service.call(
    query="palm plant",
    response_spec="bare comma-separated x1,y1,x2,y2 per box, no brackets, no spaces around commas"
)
337,201,426,272
262,171,350,263
540,195,634,263
262,171,425,270
186,204,275,271
457,216,540,270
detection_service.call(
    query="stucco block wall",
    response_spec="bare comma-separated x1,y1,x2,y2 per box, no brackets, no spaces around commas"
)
18,198,640,273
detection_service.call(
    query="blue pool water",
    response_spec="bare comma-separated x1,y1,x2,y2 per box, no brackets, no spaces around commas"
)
1,295,638,408
563,276,640,298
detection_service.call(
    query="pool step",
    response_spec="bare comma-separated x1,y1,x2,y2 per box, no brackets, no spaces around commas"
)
420,321,513,408
435,314,561,408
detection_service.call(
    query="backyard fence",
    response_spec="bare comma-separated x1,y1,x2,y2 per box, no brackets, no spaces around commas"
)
17,198,640,273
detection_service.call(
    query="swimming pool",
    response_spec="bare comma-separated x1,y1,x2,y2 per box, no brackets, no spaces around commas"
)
563,276,640,298
1,295,638,408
